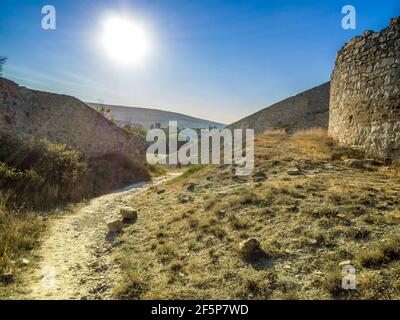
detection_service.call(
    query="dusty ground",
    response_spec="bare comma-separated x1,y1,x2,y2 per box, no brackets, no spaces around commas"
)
10,173,180,300
113,130,400,300
5,130,400,300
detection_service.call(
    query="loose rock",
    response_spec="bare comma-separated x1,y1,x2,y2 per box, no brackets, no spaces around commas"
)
238,238,265,261
120,207,138,222
179,196,191,204
287,168,301,176
107,219,123,233
18,258,30,266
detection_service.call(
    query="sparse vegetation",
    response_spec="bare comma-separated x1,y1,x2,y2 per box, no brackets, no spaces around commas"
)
0,134,148,209
123,124,147,141
358,237,400,267
0,203,45,294
148,163,168,177
0,134,149,293
115,129,400,299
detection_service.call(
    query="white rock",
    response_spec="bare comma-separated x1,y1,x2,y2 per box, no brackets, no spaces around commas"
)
18,258,30,266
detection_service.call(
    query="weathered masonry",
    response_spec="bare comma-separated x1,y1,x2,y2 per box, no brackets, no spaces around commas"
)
329,17,400,159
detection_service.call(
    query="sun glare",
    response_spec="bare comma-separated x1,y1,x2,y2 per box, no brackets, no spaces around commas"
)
101,17,149,65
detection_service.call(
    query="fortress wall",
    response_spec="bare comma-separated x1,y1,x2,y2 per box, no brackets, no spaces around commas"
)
329,17,400,158
0,77,148,172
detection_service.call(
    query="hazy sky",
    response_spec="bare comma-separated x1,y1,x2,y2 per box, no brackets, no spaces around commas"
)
1,0,399,124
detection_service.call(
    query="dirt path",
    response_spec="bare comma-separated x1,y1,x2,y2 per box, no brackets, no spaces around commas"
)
15,173,180,300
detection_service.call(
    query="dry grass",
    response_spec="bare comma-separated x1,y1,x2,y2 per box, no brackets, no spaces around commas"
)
0,203,45,296
0,134,149,296
113,129,400,299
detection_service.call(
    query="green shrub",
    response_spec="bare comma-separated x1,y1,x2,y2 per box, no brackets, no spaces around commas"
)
0,135,149,209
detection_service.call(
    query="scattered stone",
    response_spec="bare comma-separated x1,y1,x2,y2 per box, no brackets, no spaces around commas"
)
238,238,265,261
157,189,166,195
18,258,30,266
120,207,138,222
339,260,352,267
218,191,229,197
336,213,347,219
308,239,318,245
107,219,123,233
217,210,226,218
287,168,301,176
179,196,191,204
186,183,196,192
343,159,364,168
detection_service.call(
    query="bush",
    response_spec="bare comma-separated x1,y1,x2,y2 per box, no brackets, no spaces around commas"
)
123,124,147,141
0,135,88,209
0,135,149,209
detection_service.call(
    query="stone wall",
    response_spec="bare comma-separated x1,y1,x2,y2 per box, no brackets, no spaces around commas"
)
228,82,330,133
0,77,148,173
329,17,400,159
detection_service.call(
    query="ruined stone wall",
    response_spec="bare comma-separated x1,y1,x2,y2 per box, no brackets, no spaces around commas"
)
228,82,330,133
329,17,400,159
0,77,148,172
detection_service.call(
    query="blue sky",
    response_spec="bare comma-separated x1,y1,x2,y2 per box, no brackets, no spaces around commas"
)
0,0,399,123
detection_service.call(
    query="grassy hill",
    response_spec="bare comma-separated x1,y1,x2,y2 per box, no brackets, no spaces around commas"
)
228,82,330,133
87,103,225,130
113,129,400,299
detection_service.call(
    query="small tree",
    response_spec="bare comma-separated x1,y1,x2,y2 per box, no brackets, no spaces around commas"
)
0,57,7,76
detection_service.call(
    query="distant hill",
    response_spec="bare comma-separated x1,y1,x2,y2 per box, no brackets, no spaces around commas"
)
228,82,330,133
87,103,225,130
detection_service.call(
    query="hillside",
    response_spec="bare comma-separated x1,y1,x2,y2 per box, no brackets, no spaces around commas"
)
112,130,400,299
228,82,330,133
87,103,225,129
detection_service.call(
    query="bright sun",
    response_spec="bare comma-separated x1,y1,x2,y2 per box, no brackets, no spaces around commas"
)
102,17,149,65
